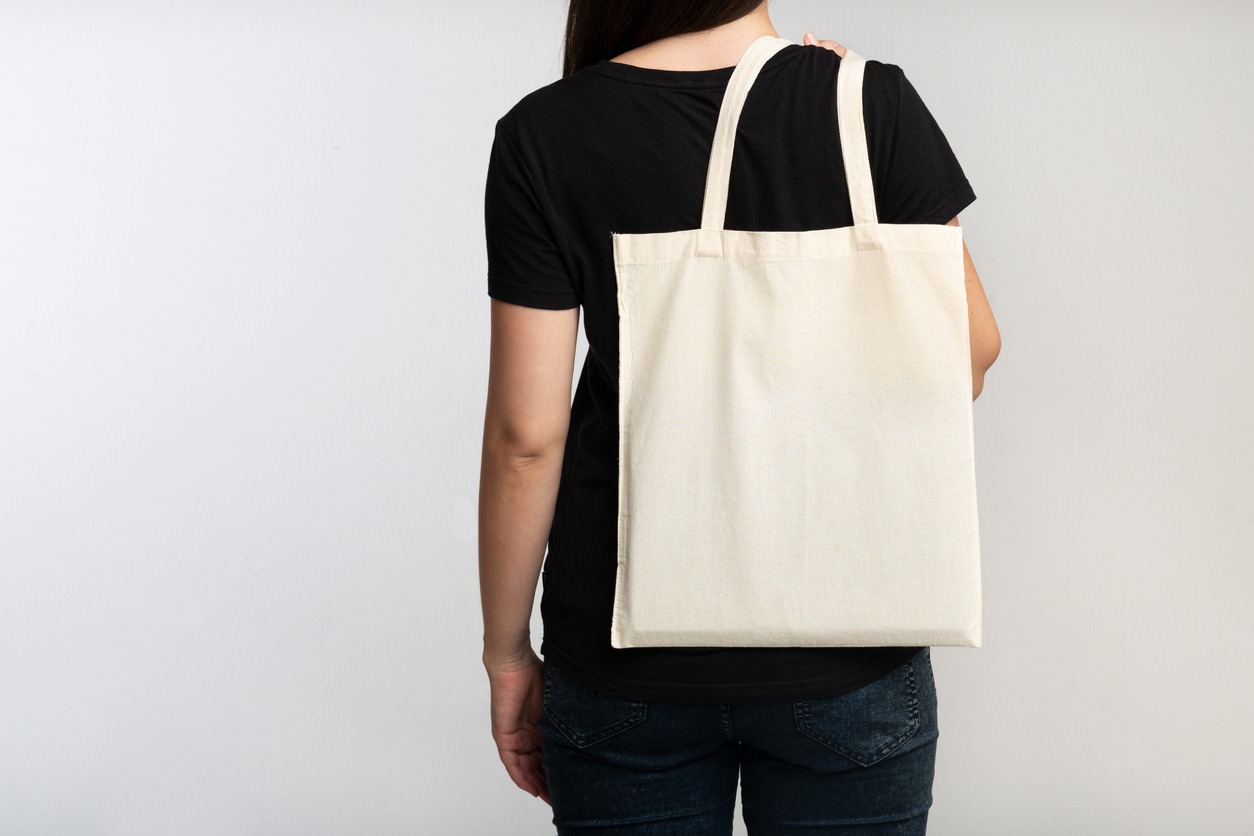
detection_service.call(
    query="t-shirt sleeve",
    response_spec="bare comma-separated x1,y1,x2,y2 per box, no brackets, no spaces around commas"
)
877,64,976,225
483,118,580,310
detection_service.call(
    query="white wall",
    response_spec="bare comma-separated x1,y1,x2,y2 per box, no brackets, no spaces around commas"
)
1,1,1251,833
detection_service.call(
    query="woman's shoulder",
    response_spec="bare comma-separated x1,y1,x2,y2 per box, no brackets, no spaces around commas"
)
784,41,903,87
493,64,602,142
760,43,906,132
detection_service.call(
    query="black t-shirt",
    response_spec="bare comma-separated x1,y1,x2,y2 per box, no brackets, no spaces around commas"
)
483,43,976,703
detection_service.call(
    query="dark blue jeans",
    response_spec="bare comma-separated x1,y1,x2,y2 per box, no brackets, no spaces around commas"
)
537,648,938,835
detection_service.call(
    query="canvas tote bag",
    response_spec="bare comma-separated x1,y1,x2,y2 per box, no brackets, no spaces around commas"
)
610,35,981,649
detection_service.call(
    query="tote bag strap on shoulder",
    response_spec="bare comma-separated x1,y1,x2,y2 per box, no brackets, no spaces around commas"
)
699,36,877,251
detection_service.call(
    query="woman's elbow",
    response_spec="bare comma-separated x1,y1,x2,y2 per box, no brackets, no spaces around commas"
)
971,331,1001,400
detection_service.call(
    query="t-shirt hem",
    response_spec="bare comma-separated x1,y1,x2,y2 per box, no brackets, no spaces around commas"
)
540,639,924,704
919,179,976,225
487,278,579,310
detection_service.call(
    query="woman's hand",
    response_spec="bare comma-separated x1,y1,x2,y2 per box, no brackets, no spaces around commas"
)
802,31,847,58
484,648,551,805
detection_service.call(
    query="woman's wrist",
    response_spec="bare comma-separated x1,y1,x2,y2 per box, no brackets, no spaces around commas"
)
482,636,536,670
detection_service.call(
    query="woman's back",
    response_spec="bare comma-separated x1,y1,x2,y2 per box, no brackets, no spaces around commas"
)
484,42,977,703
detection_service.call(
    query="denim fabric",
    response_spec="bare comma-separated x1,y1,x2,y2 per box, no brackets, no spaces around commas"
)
537,648,938,835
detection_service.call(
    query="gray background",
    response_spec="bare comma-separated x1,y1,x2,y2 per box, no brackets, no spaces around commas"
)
2,0,1252,833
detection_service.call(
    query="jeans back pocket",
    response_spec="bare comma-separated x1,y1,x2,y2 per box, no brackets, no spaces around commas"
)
792,648,935,767
541,663,649,750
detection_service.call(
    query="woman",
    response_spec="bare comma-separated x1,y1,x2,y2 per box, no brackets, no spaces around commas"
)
480,0,1001,831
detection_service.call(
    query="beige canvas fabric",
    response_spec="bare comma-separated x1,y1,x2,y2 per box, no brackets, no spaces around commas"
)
610,35,981,649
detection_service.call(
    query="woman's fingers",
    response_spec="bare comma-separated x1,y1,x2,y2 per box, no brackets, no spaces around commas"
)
485,654,552,805
802,31,847,58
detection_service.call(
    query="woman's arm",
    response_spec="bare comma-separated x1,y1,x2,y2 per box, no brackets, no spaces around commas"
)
479,298,580,665
946,216,1001,399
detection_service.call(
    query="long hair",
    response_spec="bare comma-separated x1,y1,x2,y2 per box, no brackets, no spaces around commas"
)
562,0,766,78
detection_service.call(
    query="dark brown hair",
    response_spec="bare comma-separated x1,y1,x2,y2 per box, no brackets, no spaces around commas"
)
562,0,766,78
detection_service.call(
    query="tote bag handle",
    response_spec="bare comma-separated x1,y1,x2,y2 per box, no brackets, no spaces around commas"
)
699,36,878,245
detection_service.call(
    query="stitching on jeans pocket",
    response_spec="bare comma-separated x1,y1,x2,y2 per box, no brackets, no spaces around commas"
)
541,663,648,750
792,656,922,767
